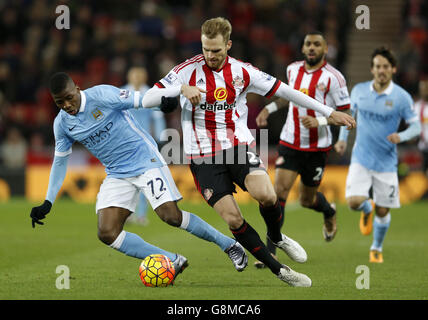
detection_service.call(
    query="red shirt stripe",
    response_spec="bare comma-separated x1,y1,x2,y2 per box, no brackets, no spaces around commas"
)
202,64,220,153
173,54,204,74
223,63,239,146
189,69,202,154
307,69,323,148
292,66,305,147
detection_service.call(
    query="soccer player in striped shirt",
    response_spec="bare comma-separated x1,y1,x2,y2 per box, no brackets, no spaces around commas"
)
143,17,355,286
255,32,351,268
335,47,421,263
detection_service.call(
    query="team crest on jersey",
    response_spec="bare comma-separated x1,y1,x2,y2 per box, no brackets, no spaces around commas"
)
316,82,327,92
385,100,394,108
119,89,130,99
232,76,245,88
92,108,105,121
214,87,227,101
203,188,214,201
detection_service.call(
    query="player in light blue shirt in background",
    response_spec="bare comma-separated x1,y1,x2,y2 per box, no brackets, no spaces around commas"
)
29,72,248,279
335,47,421,263
123,67,166,225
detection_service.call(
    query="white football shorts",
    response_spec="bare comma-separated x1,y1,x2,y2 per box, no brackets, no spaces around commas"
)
345,162,400,208
96,166,182,213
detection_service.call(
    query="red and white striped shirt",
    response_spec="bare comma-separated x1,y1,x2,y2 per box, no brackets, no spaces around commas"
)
414,99,428,151
279,60,350,151
156,54,280,157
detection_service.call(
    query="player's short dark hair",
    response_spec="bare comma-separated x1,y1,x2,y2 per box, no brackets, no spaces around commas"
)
305,30,325,38
371,46,397,68
49,72,73,95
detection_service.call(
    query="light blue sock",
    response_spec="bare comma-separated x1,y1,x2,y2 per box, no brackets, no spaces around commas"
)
109,230,176,262
180,211,235,251
370,213,391,251
357,200,373,215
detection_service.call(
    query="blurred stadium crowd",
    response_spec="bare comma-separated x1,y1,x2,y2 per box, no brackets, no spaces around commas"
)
0,0,427,171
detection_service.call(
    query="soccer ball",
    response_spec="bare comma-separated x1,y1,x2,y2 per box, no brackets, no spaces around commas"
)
139,254,175,287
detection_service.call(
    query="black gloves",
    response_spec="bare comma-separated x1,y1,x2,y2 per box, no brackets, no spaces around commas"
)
30,200,52,228
160,96,179,113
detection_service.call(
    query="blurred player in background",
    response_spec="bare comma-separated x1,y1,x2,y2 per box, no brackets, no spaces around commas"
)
335,47,421,263
29,72,249,280
123,66,166,225
414,78,428,198
143,17,355,286
255,32,350,268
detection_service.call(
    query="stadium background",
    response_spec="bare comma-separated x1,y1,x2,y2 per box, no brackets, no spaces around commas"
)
1,0,427,205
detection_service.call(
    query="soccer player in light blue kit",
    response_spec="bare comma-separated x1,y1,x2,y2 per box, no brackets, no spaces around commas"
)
29,72,248,280
335,47,421,263
123,66,166,225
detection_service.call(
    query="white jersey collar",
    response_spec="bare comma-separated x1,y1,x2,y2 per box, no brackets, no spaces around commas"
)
370,80,394,95
79,90,86,113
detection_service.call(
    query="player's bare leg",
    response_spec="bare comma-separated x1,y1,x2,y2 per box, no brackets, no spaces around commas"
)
245,171,307,263
154,201,183,227
97,207,132,245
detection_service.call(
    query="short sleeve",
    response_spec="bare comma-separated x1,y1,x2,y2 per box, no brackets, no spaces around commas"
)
155,70,183,88
329,76,351,110
246,65,281,98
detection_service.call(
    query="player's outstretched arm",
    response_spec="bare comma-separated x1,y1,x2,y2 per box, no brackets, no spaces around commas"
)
274,82,356,129
30,155,69,228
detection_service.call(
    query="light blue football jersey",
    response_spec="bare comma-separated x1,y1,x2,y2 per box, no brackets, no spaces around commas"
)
53,84,165,178
350,81,418,172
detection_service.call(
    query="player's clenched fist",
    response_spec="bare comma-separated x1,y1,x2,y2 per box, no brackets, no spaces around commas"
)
334,140,347,156
181,85,207,106
30,200,52,228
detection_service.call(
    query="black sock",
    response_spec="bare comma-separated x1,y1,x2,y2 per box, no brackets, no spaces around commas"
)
259,200,283,243
231,220,282,274
266,198,286,254
311,192,335,218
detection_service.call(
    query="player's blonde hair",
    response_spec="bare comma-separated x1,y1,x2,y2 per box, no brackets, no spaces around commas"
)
201,17,232,43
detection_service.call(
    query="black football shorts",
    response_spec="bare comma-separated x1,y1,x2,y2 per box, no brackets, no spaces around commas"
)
275,144,328,187
189,145,265,207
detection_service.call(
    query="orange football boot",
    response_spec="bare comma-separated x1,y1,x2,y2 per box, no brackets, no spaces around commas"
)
369,250,384,263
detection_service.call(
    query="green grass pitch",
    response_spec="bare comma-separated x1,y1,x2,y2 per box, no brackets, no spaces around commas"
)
1,198,427,300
